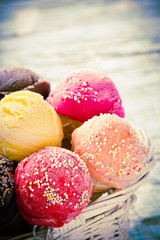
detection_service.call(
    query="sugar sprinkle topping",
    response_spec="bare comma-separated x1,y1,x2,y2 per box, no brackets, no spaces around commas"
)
62,75,102,104
77,114,147,178
19,148,90,209
0,156,16,207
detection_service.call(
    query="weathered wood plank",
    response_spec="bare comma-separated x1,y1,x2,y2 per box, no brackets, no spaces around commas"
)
0,0,160,239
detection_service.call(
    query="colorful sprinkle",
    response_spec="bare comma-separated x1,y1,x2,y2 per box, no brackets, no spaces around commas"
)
0,156,17,207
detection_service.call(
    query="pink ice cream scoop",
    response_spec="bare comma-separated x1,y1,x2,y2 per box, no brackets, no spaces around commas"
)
14,147,92,228
46,69,124,122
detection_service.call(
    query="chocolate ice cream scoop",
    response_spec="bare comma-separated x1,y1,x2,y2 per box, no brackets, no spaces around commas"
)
0,155,18,227
0,155,31,236
0,67,50,99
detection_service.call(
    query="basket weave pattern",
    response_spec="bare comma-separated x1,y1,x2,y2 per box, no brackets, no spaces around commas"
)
48,193,136,240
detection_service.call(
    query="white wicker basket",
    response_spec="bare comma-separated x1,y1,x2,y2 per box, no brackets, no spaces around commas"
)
2,129,155,240
32,129,155,240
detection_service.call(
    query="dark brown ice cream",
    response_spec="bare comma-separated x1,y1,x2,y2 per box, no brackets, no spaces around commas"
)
0,67,50,100
0,155,18,227
0,155,31,236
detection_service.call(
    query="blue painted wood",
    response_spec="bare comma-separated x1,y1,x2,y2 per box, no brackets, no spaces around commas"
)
0,0,160,239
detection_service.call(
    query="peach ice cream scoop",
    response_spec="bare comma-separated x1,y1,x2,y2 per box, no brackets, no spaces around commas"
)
14,147,92,227
72,114,148,190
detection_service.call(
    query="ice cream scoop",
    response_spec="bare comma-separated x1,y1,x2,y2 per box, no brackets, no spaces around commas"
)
0,67,50,99
0,91,64,162
72,113,148,190
14,147,92,227
0,155,31,236
0,155,18,227
47,69,125,149
47,69,124,122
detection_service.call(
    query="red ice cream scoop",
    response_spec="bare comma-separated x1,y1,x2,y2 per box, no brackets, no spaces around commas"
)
14,147,92,228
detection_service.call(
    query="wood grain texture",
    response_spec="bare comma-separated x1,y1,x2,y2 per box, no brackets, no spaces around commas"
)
0,0,160,239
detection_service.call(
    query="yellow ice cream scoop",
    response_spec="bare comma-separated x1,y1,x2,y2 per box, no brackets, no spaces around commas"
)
0,91,64,162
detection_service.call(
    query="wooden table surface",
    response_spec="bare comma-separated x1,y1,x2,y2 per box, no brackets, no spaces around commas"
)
0,0,160,239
